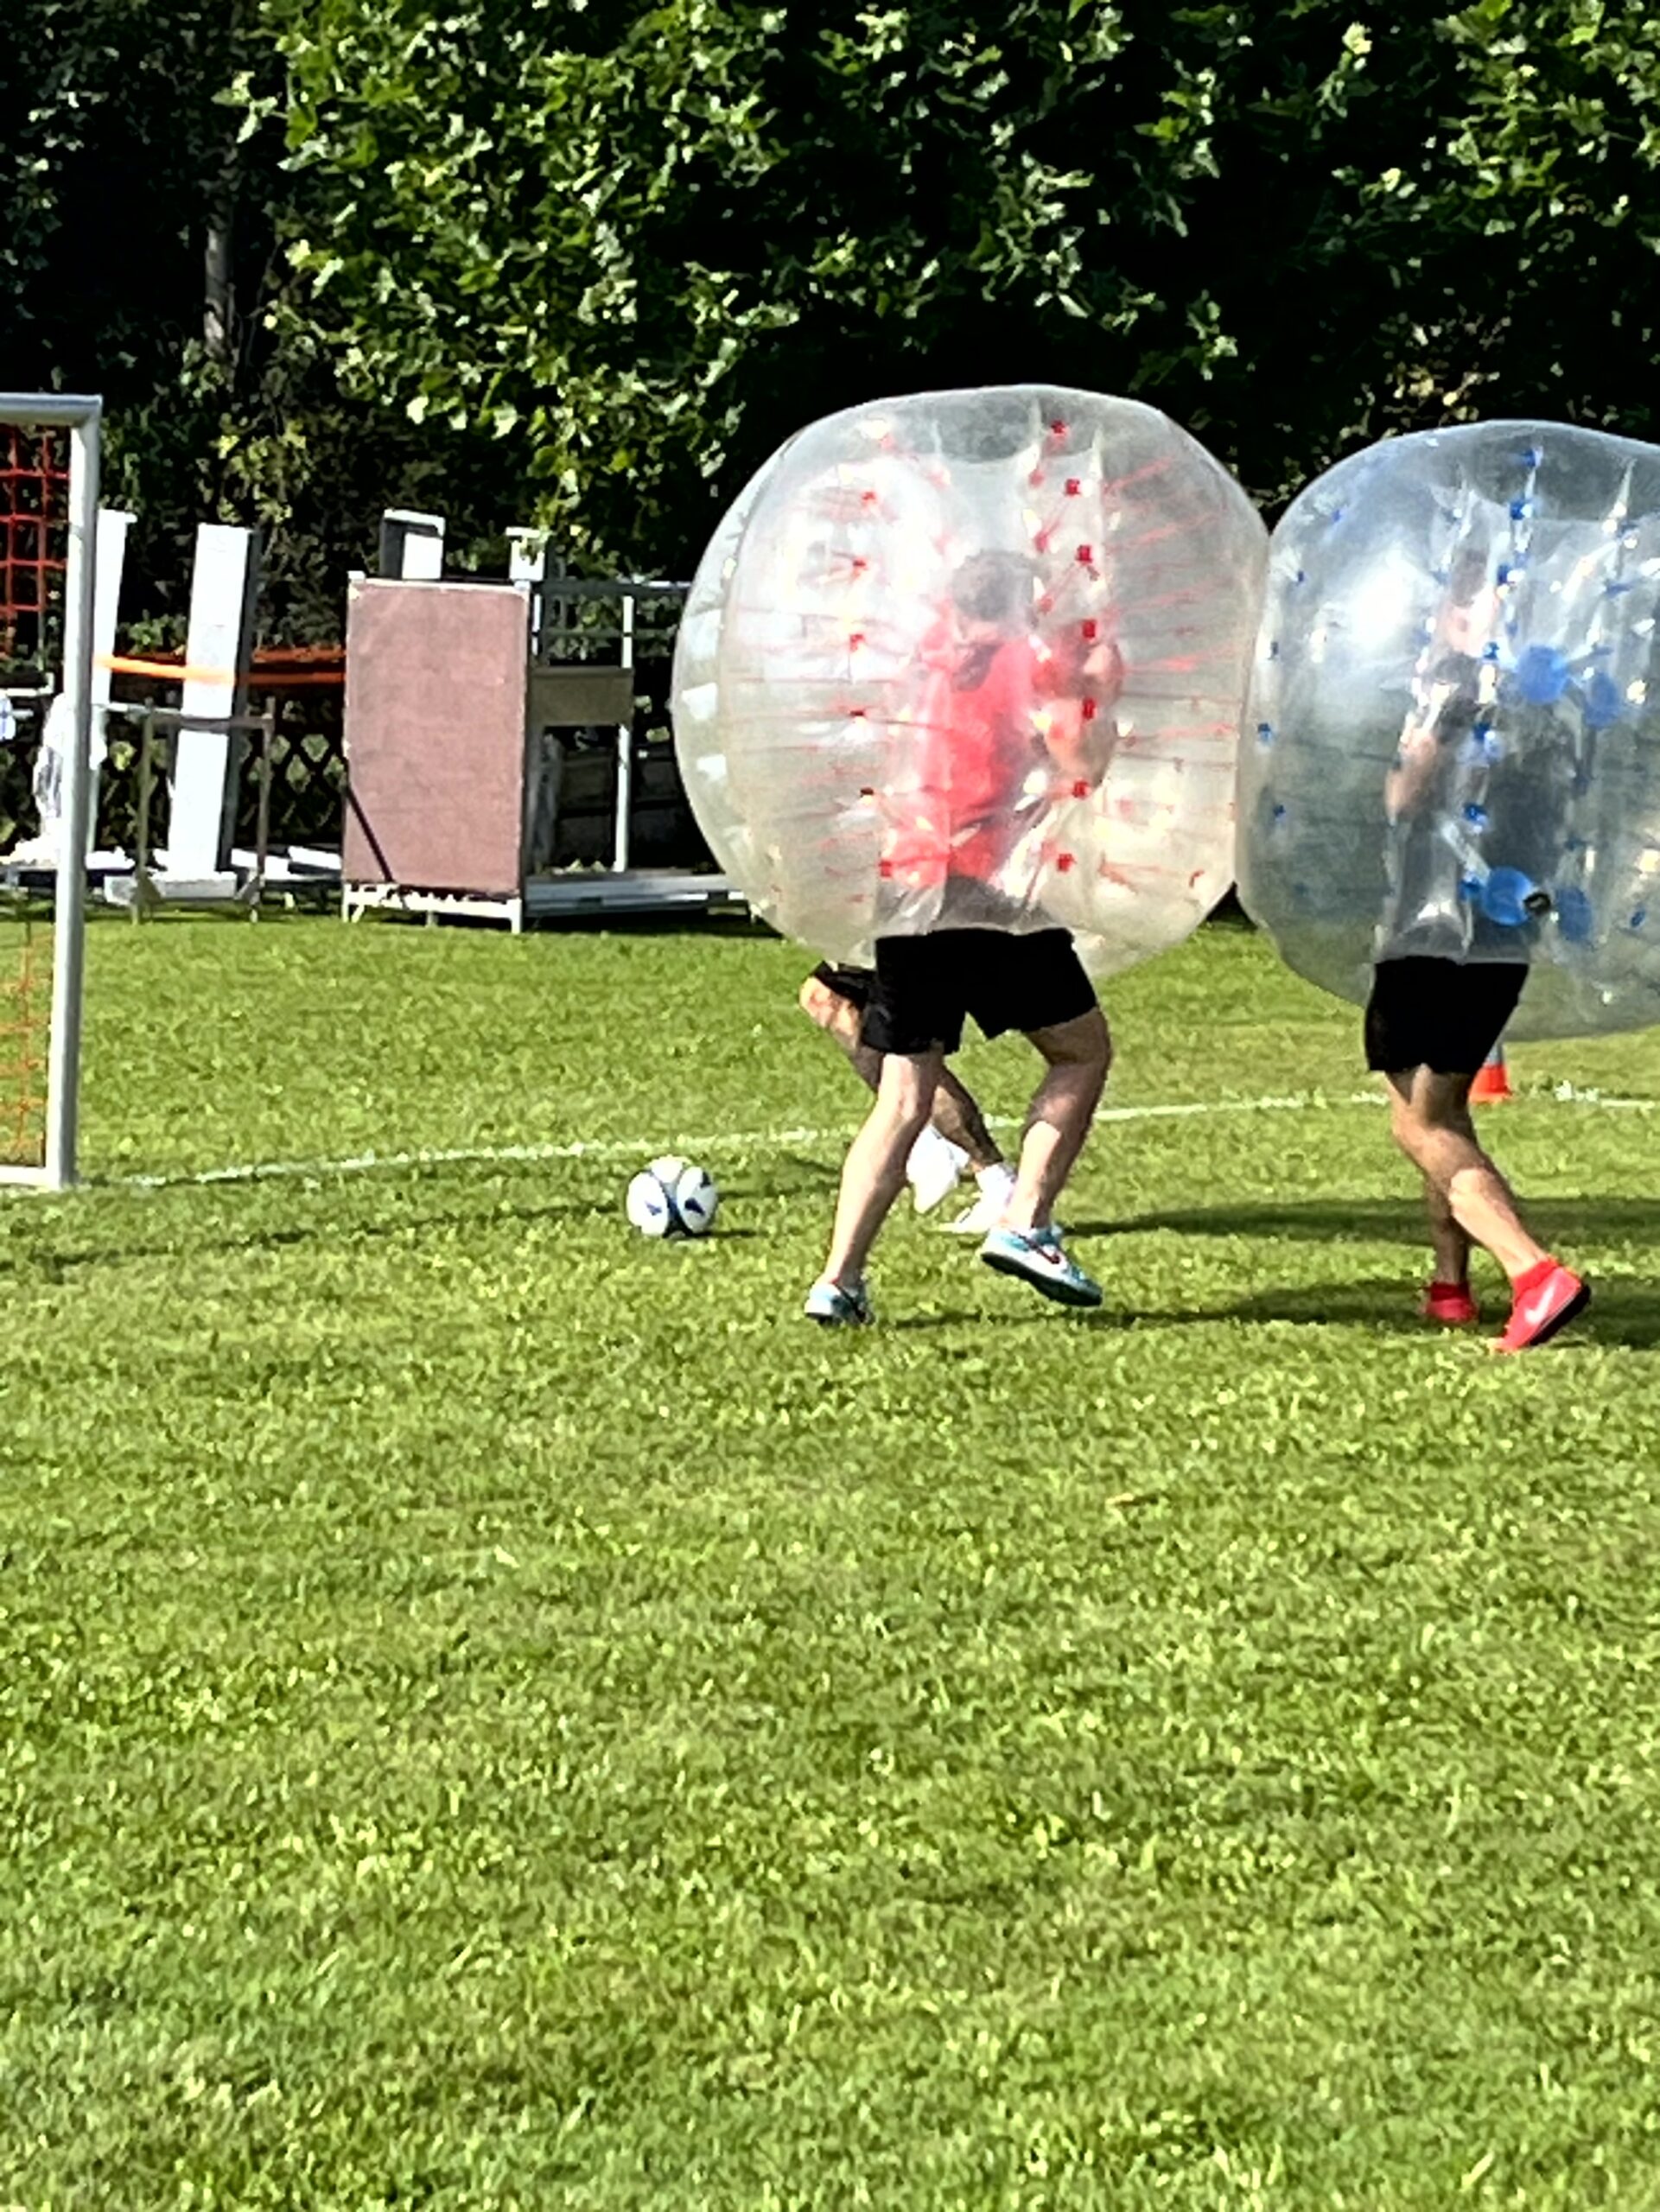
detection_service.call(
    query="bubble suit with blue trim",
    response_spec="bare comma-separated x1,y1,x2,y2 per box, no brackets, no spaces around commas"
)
1239,421,1660,1039
672,388,1267,973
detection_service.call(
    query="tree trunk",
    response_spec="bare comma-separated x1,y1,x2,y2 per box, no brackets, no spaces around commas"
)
204,172,234,365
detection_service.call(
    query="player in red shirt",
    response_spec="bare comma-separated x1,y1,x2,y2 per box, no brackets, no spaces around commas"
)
884,571,1123,913
805,551,1121,1324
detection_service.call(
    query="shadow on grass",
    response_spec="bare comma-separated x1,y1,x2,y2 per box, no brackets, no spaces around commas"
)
526,908,776,944
1127,1275,1659,1351
0,1192,613,1281
1073,1196,1660,1251
886,1305,1142,1332
881,1258,1660,1351
2,1183,775,1282
888,1284,1457,1340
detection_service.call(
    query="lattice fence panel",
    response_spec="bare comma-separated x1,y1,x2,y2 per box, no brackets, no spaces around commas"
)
92,654,348,855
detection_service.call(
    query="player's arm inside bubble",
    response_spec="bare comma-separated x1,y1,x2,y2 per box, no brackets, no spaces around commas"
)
1038,639,1126,790
1384,686,1452,821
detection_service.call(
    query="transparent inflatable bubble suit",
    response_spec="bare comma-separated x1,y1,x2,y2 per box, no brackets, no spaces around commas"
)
1240,421,1660,1039
673,388,1267,973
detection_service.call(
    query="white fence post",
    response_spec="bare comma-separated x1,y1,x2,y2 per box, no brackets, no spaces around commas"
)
167,523,259,879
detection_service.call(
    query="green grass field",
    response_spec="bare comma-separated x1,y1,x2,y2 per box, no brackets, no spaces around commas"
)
4,912,1660,2210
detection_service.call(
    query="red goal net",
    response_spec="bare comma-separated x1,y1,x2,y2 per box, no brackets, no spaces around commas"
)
0,428,69,1167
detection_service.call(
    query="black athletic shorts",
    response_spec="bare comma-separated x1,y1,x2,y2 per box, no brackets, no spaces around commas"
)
863,928,1097,1057
808,961,875,1012
1364,956,1528,1076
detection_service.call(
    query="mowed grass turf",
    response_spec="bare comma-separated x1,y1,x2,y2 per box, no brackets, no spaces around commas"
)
3,913,1659,2210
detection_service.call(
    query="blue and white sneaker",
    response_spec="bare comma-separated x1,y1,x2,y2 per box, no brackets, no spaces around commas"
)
804,1276,875,1327
979,1225,1101,1308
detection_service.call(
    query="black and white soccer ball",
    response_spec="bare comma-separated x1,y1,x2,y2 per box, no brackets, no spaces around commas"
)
625,1154,720,1238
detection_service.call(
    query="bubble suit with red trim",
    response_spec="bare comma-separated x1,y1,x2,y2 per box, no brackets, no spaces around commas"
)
672,388,1268,974
1239,421,1660,1039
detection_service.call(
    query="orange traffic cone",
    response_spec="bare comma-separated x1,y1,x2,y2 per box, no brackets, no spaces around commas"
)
1471,1041,1511,1103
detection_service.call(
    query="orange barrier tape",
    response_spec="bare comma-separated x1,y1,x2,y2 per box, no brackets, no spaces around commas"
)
102,653,237,683
99,654,344,690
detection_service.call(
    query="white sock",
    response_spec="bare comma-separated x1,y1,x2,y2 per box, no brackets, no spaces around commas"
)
906,1126,967,1182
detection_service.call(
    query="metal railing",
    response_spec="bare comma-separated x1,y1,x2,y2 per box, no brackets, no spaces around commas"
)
524,577,692,873
530,574,690,666
111,702,277,918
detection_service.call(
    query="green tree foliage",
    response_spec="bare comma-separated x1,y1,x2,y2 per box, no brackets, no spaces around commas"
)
0,0,515,635
1345,0,1660,429
258,0,1379,566
0,0,308,620
10,1,1660,601
258,0,1660,572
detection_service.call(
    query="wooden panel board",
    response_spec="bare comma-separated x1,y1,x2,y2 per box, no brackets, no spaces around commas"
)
525,664,637,728
343,580,527,896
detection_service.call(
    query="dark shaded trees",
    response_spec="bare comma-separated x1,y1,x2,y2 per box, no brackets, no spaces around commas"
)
10,1,1660,609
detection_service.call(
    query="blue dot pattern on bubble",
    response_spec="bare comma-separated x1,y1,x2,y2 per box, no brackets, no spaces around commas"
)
1238,419,1660,1042
1479,867,1536,928
1583,670,1624,731
1513,643,1572,705
1556,887,1595,944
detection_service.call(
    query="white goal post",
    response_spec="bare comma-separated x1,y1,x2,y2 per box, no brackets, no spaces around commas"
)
1,392,100,1190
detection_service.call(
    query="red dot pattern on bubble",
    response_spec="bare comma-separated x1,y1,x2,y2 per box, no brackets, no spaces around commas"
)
682,397,1256,976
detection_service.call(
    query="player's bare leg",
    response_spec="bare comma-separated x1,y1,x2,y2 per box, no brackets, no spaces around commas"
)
1002,1008,1112,1233
1387,1067,1589,1351
811,1050,942,1313
1418,1077,1477,1320
1425,1172,1473,1287
1416,1075,1478,1309
798,975,1002,1169
977,1007,1110,1310
1387,1068,1544,1279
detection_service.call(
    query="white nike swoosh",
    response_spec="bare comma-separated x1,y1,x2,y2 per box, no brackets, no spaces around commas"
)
1522,1286,1557,1326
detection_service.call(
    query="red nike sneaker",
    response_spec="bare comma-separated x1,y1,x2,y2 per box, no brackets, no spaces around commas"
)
1494,1263,1591,1354
1421,1280,1479,1327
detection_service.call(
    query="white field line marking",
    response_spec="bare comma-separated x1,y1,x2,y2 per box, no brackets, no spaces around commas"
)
98,1084,1657,1196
